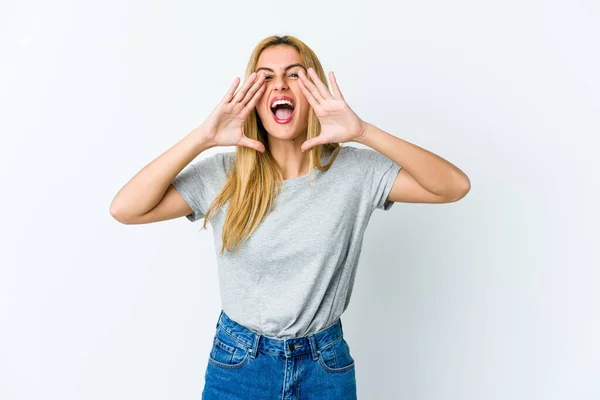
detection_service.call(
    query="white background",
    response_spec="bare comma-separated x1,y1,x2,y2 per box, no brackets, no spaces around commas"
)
1,0,598,399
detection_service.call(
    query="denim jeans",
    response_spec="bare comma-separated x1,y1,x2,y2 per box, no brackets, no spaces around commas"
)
201,310,357,400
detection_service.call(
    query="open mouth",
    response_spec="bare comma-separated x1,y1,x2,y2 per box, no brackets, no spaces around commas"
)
270,99,295,124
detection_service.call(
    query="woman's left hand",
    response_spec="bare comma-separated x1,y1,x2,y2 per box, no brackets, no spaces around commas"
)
298,68,366,152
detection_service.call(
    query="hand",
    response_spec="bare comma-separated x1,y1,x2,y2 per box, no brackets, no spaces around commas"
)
297,68,366,152
196,72,267,152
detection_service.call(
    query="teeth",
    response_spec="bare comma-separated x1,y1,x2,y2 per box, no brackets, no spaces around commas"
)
271,99,294,109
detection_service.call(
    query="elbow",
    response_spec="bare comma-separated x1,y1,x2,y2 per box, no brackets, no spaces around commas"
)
109,200,132,224
452,178,471,202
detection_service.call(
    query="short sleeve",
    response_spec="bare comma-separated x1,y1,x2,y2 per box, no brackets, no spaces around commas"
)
352,147,402,212
170,152,233,222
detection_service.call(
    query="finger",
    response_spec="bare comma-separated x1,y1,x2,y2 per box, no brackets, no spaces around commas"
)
238,135,266,153
241,83,266,116
297,75,321,109
308,68,333,100
298,69,325,103
239,72,266,107
232,72,256,103
221,77,241,104
329,71,345,101
231,72,257,103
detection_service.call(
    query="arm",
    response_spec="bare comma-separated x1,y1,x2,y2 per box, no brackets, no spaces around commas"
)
353,122,471,204
295,67,470,204
109,126,215,224
110,71,268,224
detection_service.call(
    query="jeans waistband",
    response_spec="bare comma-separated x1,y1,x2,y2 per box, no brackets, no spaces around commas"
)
215,310,345,360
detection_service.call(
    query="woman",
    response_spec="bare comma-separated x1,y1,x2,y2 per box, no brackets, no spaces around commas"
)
110,35,470,399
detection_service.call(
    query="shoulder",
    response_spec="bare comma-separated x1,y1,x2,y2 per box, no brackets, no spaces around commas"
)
336,145,400,182
326,145,358,161
334,145,389,166
342,145,381,158
189,151,236,178
222,151,236,174
199,150,235,166
321,145,366,169
203,150,234,163
217,151,236,170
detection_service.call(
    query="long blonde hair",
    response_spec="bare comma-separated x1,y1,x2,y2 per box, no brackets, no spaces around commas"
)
202,35,342,255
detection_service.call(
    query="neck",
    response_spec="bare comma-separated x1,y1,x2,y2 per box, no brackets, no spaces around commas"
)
267,131,311,180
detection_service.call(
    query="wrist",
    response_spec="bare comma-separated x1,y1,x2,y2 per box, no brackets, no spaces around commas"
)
351,120,370,145
189,125,218,150
187,126,218,153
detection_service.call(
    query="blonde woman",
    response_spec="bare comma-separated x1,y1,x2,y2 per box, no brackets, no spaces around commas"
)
110,35,470,399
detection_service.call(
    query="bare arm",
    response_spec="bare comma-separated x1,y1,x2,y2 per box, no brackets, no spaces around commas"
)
109,126,215,224
354,122,471,203
110,72,268,224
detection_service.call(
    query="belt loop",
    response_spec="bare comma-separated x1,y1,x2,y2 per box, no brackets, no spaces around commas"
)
216,310,223,329
250,331,260,359
308,335,319,361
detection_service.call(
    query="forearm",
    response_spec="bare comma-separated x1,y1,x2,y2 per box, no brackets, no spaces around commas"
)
109,126,215,219
353,121,470,198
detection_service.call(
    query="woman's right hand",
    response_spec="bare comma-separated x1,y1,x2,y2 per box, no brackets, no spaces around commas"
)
194,71,267,152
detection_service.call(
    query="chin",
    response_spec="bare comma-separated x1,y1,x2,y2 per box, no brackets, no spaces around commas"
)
270,130,306,140
263,125,306,140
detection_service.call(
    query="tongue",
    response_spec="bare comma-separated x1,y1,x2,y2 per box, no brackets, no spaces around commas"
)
275,108,293,120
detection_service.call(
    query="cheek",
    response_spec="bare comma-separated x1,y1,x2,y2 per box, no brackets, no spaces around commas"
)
256,100,268,117
291,90,307,110
298,99,310,116
301,105,309,118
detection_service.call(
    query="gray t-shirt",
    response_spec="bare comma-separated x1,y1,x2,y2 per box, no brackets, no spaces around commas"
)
171,145,401,339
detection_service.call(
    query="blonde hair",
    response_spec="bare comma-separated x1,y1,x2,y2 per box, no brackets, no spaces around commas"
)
202,35,342,255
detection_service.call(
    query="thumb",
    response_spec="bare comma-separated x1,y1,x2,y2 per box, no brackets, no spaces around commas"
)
301,136,328,152
238,136,266,153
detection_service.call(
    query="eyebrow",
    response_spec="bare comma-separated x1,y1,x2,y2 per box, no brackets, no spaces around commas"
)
255,63,306,73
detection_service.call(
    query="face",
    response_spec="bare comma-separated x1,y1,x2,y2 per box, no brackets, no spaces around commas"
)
254,45,310,141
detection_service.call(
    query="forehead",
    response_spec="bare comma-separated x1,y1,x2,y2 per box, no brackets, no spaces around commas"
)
256,45,301,69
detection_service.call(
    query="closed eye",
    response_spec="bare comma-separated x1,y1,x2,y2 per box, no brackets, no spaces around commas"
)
264,73,299,80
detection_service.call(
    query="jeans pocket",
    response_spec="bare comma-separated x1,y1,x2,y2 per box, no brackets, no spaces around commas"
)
208,326,251,369
317,337,355,373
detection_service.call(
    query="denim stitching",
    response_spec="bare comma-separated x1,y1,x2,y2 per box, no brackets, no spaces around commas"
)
217,319,344,358
217,322,252,350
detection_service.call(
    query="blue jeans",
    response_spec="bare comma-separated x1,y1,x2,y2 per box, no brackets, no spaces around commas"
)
202,310,357,400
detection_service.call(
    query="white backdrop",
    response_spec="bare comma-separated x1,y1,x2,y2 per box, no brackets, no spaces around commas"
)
1,0,598,399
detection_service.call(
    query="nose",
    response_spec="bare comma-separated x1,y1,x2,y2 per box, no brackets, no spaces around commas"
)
272,75,289,91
